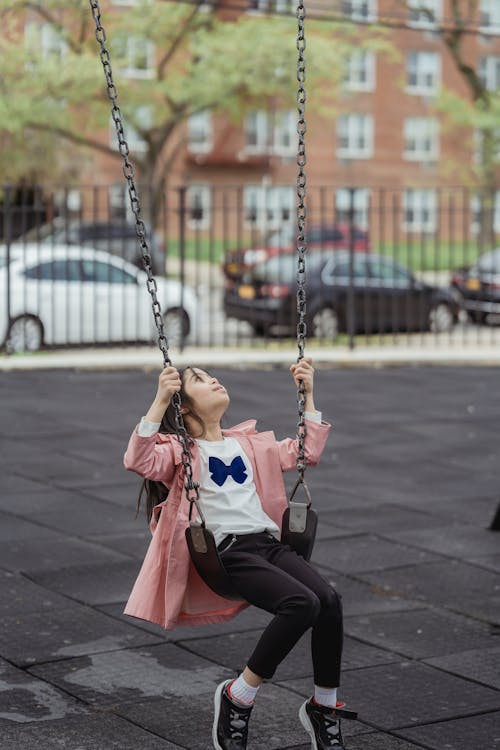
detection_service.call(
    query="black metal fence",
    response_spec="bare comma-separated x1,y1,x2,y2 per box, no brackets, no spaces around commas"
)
1,183,499,353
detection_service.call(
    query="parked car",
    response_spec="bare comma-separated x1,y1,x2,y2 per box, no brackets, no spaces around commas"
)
451,247,500,324
222,224,371,281
14,219,165,274
0,244,197,353
224,250,461,337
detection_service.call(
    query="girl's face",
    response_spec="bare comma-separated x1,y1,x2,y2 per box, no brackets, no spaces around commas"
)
182,367,229,419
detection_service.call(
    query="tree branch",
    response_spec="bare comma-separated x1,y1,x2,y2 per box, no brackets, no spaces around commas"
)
157,4,210,79
27,122,120,159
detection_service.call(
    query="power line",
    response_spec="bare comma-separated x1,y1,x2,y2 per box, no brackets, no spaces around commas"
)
160,0,500,39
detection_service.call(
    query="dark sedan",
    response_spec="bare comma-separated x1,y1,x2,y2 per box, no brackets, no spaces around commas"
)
451,248,500,325
224,251,461,338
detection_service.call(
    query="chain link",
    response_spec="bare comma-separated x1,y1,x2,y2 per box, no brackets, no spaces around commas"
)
296,0,307,479
88,0,202,516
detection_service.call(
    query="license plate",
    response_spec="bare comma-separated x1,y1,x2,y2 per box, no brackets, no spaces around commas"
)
466,278,481,290
238,285,255,299
226,263,240,275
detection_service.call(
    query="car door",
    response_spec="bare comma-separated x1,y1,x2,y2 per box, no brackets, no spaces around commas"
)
367,257,422,332
80,256,145,343
320,254,373,332
20,256,85,344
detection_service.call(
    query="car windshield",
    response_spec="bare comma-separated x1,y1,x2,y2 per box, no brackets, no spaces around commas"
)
250,251,330,283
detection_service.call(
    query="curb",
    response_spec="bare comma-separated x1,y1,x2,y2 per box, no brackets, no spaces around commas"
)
1,345,499,371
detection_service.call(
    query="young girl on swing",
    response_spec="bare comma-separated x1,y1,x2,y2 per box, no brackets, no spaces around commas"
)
124,358,350,750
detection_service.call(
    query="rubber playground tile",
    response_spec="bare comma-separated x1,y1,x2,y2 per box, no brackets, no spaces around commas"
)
383,524,500,559
398,495,499,528
6,451,103,485
313,570,421,616
0,487,96,516
0,513,62,542
320,504,441,534
0,473,50,495
342,734,426,750
182,631,397,682
466,553,500,573
87,530,151,559
29,642,232,707
278,662,500,730
398,711,500,750
0,604,162,667
0,658,85,725
0,714,183,750
99,600,274,639
0,571,74,617
311,534,443,574
115,683,367,750
425,646,500,690
0,536,130,575
68,476,143,508
344,607,496,660
359,560,500,625
28,497,142,537
30,559,143,605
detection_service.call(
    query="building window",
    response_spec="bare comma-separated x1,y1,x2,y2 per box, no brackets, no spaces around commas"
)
247,0,293,11
403,189,437,233
187,111,212,154
115,36,155,79
187,185,211,230
403,118,439,161
407,51,440,95
471,193,500,234
340,0,377,23
479,0,500,34
110,106,152,153
244,111,296,157
343,51,376,92
243,185,294,230
337,114,374,159
25,23,67,62
335,189,371,230
407,0,442,29
479,56,500,92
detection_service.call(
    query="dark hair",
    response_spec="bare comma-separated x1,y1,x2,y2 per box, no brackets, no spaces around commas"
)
136,366,211,522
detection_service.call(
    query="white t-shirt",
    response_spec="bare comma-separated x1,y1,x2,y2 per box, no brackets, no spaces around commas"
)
195,436,279,544
137,412,322,545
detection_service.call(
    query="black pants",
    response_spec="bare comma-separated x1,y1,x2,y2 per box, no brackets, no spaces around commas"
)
218,531,343,686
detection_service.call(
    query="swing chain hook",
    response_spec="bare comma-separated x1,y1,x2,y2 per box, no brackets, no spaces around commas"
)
296,0,307,482
89,0,204,523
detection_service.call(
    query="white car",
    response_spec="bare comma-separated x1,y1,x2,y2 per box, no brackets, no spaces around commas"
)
0,244,199,352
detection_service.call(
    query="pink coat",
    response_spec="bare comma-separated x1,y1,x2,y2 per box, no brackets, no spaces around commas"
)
123,418,331,630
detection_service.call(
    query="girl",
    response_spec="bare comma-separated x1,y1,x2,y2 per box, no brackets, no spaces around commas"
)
124,359,349,750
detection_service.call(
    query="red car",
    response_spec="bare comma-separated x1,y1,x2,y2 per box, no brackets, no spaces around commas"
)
222,224,371,280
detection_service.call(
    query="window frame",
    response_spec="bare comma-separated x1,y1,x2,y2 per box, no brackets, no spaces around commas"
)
403,117,439,161
403,189,438,233
406,51,441,96
337,114,374,159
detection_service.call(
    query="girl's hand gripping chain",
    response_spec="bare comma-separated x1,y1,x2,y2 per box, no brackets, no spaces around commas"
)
289,357,316,413
145,366,182,423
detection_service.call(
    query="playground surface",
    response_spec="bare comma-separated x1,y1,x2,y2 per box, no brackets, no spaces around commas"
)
0,365,499,749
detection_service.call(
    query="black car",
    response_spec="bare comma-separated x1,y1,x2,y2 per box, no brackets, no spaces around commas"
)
18,219,165,274
451,248,500,325
224,251,461,338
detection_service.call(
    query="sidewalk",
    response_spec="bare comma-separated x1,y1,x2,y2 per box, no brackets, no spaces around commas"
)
0,365,499,749
1,340,500,371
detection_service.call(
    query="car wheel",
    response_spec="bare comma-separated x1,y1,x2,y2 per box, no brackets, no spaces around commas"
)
429,303,455,333
5,315,44,353
311,307,339,340
163,308,190,347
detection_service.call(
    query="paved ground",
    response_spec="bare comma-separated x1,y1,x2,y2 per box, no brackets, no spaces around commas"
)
0,365,499,750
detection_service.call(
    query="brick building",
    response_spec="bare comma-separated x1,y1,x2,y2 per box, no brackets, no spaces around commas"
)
24,0,500,242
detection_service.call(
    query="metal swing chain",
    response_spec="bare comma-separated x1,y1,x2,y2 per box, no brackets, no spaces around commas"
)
88,0,203,522
295,0,307,482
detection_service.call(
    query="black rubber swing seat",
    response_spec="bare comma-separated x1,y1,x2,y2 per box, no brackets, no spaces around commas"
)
186,488,318,601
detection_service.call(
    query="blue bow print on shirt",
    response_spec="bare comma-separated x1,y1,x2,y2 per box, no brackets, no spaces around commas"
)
209,456,248,486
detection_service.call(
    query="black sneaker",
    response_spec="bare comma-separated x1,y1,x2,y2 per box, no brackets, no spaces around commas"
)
299,698,346,749
212,679,253,750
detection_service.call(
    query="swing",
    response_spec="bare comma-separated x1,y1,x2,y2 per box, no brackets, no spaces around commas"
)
89,0,317,600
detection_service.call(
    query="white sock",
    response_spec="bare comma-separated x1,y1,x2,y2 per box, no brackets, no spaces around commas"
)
314,685,338,708
228,674,260,705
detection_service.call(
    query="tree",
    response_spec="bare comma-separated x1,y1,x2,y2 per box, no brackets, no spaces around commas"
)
0,0,372,228
398,0,500,248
